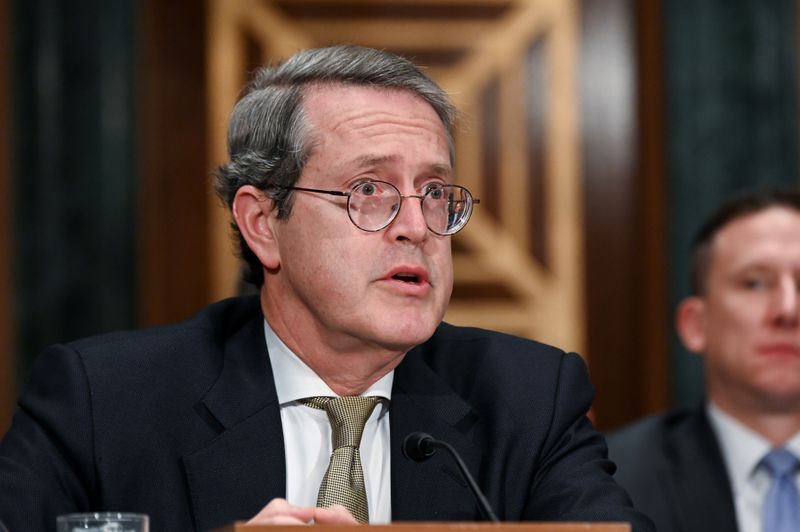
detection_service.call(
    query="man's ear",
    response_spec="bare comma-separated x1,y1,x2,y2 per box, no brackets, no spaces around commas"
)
232,185,281,270
676,296,707,354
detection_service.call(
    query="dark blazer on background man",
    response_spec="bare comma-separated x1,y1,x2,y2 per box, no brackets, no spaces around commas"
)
0,296,651,531
606,407,739,532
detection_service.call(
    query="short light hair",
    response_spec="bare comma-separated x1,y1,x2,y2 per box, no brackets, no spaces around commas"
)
214,45,457,286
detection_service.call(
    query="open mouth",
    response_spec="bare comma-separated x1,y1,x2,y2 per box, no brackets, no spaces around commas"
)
392,272,421,284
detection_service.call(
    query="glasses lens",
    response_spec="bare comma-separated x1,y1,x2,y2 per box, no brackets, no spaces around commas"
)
423,185,473,235
348,181,400,231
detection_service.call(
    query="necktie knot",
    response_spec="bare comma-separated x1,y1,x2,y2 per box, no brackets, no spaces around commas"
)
302,396,379,448
762,448,800,479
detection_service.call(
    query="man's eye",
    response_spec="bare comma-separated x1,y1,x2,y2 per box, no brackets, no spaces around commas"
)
360,182,376,196
743,278,767,290
425,184,445,199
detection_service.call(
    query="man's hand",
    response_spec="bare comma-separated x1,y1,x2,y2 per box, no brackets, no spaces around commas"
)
248,498,360,525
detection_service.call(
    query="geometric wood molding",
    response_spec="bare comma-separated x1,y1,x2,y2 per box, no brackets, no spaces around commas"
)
207,0,585,355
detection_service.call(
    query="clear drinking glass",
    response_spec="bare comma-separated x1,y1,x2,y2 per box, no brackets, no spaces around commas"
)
56,512,148,532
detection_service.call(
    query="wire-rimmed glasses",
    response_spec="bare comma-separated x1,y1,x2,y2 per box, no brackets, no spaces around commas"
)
282,180,480,236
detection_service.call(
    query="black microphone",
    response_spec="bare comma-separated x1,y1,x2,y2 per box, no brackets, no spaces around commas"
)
402,431,500,522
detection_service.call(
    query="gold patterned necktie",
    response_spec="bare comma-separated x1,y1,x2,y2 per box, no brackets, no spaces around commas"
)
303,396,380,523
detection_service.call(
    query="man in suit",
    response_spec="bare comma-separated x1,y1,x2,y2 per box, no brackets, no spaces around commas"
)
607,187,800,532
0,45,650,531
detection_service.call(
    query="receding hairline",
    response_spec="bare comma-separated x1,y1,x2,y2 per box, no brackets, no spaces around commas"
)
299,79,453,124
690,192,800,295
298,82,456,168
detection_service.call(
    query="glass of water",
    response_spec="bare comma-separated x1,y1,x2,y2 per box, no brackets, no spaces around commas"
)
56,512,148,532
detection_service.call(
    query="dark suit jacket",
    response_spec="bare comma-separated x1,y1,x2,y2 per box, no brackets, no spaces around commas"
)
606,407,739,532
0,296,651,531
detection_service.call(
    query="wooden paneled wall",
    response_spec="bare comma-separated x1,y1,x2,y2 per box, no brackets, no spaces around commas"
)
0,0,668,432
581,0,668,428
138,0,211,326
207,0,587,355
146,0,668,429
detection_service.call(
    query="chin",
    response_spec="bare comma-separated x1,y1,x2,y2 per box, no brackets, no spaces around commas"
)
751,376,800,409
375,316,439,350
758,391,800,413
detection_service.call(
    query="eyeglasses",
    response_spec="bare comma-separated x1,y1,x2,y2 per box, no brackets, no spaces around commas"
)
281,180,479,236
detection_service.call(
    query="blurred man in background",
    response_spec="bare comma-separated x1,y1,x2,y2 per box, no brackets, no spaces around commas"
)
608,187,800,532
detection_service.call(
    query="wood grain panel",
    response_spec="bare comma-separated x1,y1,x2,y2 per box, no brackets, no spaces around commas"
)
634,0,668,417
138,1,211,326
581,0,668,428
207,0,586,355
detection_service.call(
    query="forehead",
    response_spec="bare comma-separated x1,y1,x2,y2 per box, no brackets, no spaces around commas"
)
710,207,800,272
303,84,447,143
299,84,452,185
304,81,437,110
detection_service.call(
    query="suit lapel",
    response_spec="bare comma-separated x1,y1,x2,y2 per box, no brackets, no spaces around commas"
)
181,314,486,527
663,408,739,532
182,314,286,532
390,346,483,521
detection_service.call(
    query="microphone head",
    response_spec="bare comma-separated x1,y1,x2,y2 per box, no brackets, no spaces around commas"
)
402,432,437,462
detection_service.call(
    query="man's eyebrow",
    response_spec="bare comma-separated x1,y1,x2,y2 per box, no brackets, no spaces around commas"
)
428,163,453,177
351,155,453,177
734,263,771,272
352,154,397,168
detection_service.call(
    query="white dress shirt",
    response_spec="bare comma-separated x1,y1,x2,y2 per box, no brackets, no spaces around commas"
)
264,320,393,523
707,402,800,532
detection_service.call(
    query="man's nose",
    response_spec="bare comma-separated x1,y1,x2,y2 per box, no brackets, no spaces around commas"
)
386,195,429,243
771,276,799,327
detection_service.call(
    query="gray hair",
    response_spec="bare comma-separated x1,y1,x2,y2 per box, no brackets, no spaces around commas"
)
214,44,457,286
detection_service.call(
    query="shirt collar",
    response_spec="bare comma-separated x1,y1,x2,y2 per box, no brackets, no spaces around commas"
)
786,434,800,458
263,319,394,406
707,401,772,494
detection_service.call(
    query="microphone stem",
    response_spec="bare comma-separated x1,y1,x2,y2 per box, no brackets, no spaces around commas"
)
431,439,500,523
